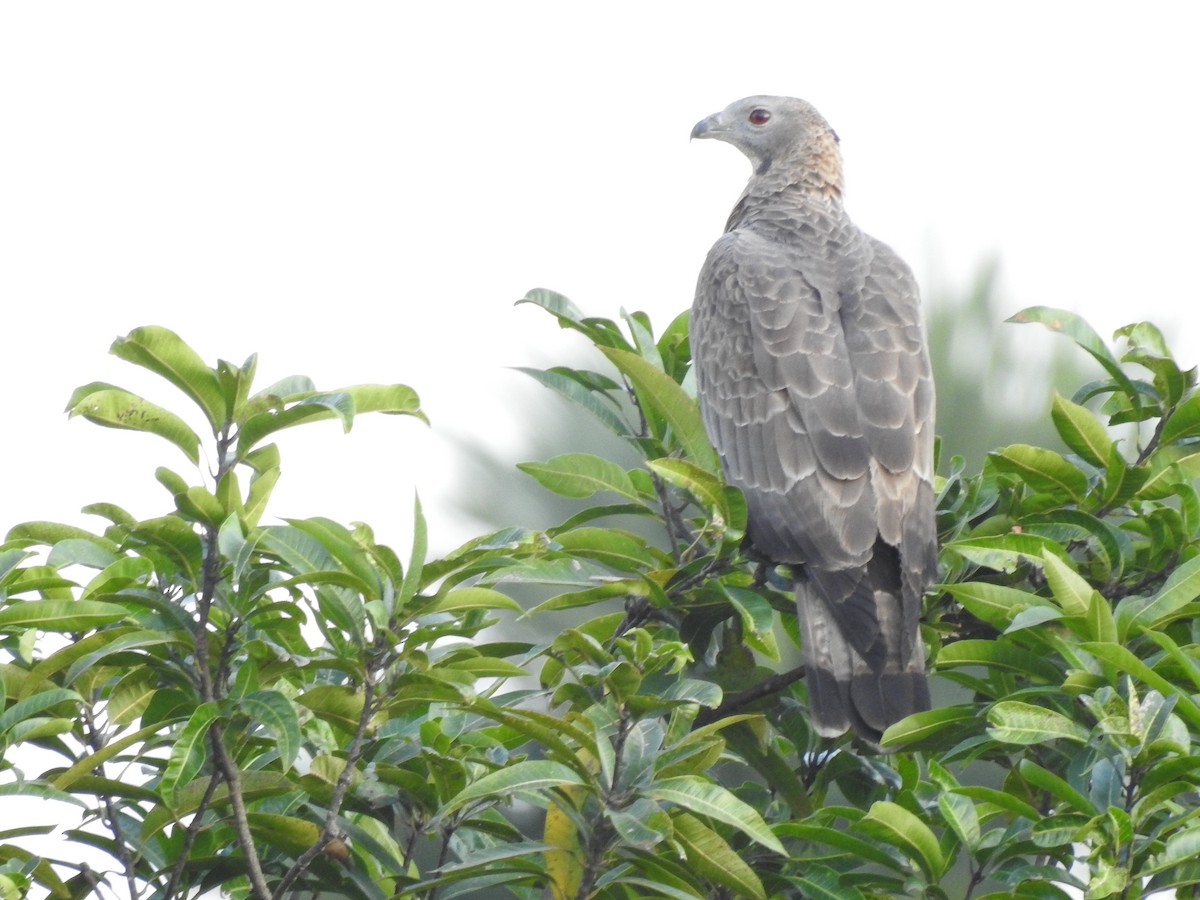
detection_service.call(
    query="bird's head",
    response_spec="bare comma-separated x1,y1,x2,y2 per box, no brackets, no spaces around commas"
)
692,95,843,193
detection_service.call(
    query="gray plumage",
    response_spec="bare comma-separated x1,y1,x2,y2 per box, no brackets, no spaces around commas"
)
690,96,935,747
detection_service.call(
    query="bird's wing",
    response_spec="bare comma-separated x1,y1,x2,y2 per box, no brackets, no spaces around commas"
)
845,237,938,634
691,226,934,739
691,228,877,569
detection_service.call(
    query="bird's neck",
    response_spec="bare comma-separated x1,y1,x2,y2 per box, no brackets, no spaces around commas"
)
725,181,849,239
726,132,848,235
764,130,845,198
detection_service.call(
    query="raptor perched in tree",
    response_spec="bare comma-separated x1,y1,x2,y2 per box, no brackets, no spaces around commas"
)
690,96,936,747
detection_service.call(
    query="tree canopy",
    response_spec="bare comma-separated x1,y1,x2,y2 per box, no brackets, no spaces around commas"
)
2,297,1200,899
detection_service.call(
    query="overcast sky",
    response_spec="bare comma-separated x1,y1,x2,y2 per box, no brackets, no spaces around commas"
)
3,2,1198,555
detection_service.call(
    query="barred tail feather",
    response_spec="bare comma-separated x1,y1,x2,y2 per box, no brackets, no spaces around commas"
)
796,579,930,749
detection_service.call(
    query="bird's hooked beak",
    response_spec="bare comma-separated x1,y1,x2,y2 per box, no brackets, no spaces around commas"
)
690,112,727,141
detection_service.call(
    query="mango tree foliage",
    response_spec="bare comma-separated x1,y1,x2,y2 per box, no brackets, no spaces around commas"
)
1,300,1200,899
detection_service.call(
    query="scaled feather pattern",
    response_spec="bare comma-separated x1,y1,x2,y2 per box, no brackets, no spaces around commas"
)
690,96,936,747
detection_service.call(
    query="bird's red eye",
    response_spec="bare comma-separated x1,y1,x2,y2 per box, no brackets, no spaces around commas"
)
749,108,771,125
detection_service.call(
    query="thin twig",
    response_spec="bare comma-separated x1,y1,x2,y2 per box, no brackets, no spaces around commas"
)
694,665,807,727
1134,411,1170,467
209,723,273,898
161,774,222,899
188,427,271,900
573,711,630,899
649,470,694,560
81,697,141,900
271,674,378,899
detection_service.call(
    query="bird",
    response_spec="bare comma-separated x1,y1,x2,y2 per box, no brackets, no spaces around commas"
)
689,96,936,747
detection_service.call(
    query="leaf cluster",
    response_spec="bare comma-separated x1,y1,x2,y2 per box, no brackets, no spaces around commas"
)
3,301,1200,899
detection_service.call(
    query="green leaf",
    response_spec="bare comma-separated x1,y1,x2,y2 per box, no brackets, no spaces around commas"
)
1009,306,1145,421
952,786,1041,822
106,669,159,725
1017,759,1097,815
1161,394,1200,445
297,685,366,732
6,521,110,548
46,538,119,569
482,557,611,588
241,690,301,772
989,444,1089,501
82,502,136,527
1023,509,1132,581
609,801,669,849
52,721,164,790
1146,825,1200,875
0,600,127,632
440,761,586,816
341,383,424,419
0,565,74,598
1120,554,1200,632
1041,550,1094,617
787,863,865,900
518,288,632,351
1086,589,1119,645
62,630,187,685
236,391,357,455
217,353,256,420
0,689,81,737
283,517,381,599
125,515,204,582
938,792,981,852
987,701,1089,744
723,586,779,661
243,458,279,527
161,701,220,799
517,453,642,502
525,579,650,614
621,307,664,368
422,586,522,614
775,823,904,871
1050,392,1112,467
80,555,155,599
552,527,659,571
645,458,730,522
937,641,1061,682
880,705,980,747
859,800,945,880
398,492,426,608
1029,812,1093,849
246,813,321,857
170,486,224,526
67,388,200,464
944,532,1065,573
645,775,784,854
110,326,227,431
672,812,766,900
947,582,1059,630
1080,642,1200,730
513,366,631,437
599,346,717,470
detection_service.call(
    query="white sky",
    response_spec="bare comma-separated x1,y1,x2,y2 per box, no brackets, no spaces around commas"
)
3,1,1199,556
1,5,1197,893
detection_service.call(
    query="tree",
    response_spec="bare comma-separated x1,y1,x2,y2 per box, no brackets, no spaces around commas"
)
2,297,1199,899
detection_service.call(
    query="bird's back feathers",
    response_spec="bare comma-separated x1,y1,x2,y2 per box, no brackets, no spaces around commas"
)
691,96,936,747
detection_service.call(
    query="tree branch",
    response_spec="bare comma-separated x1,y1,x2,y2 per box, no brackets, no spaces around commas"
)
271,673,378,899
187,427,271,900
81,695,141,900
161,773,222,900
693,665,807,728
209,722,272,898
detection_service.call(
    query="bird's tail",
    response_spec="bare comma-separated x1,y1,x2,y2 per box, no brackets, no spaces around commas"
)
795,568,929,749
